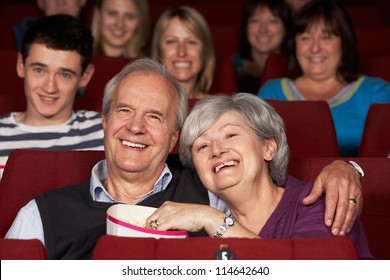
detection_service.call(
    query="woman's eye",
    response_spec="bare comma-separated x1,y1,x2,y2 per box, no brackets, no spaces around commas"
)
187,39,199,45
198,144,208,151
164,39,176,45
227,133,237,139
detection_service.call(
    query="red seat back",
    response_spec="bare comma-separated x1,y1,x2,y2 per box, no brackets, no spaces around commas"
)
0,238,48,260
74,55,134,112
266,100,339,158
260,53,287,88
92,234,358,260
0,50,25,116
361,55,390,82
359,103,390,157
0,150,106,237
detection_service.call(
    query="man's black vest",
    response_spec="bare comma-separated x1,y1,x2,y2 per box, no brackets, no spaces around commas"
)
35,167,209,259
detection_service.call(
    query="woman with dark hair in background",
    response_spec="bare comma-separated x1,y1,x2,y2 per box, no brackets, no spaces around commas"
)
258,0,390,156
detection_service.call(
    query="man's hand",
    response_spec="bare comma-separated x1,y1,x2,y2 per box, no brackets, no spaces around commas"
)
303,160,363,236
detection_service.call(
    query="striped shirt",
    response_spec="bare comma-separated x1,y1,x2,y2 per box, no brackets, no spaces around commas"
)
0,110,104,167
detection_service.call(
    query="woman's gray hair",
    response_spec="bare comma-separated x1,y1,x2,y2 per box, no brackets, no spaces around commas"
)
102,58,188,132
179,93,289,185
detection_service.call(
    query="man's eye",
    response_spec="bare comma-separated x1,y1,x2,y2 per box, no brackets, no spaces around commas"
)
149,115,162,121
115,108,130,113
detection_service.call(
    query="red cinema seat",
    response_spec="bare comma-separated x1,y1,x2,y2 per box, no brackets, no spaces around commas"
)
266,100,339,158
260,53,287,88
92,235,358,260
359,103,390,157
74,55,134,112
0,238,48,260
0,50,25,116
361,55,390,83
0,150,106,237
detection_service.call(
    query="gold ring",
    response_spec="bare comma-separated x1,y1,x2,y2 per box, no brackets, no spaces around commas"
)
150,220,159,229
349,198,357,204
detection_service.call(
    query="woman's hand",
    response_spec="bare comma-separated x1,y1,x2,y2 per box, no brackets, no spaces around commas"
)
303,160,362,236
146,201,225,234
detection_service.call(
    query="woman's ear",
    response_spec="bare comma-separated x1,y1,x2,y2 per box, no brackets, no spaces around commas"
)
264,138,277,161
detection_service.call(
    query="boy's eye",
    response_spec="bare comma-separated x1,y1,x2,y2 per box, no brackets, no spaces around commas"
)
33,68,44,73
60,73,71,79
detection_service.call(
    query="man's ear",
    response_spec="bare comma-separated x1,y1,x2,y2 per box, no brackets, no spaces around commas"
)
102,112,107,129
78,64,95,88
16,52,25,78
264,138,277,161
169,130,180,153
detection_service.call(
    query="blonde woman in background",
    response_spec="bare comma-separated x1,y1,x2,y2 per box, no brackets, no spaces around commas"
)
91,0,149,58
151,6,215,99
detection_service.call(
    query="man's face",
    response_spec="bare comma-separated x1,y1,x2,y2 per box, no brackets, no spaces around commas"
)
102,72,179,181
37,0,87,17
17,43,93,125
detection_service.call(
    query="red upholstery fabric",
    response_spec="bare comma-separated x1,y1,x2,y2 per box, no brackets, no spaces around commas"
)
210,54,238,95
266,100,339,158
0,19,15,51
74,55,134,112
0,3,42,26
361,55,390,83
92,235,358,260
288,157,390,260
0,50,25,116
92,235,157,260
0,238,48,260
356,27,390,58
260,53,287,88
0,150,106,237
358,103,390,157
346,6,385,28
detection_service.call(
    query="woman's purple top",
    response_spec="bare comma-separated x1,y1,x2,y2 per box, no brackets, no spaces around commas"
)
260,176,373,259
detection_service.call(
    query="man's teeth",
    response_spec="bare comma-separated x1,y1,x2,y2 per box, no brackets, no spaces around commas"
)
215,161,237,173
122,140,146,149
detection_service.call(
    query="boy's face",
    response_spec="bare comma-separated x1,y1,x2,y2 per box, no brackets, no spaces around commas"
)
17,43,93,125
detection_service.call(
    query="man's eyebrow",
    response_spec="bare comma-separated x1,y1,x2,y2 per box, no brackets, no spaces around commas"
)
149,109,165,117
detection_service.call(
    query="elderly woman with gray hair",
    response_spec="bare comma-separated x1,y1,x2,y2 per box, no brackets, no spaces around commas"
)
147,93,372,259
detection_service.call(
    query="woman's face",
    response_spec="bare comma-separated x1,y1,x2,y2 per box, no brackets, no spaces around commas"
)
159,17,203,88
191,110,275,196
247,5,286,55
98,0,139,53
295,19,342,81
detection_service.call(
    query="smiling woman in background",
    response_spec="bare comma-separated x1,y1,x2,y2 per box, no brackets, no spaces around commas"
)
91,0,149,58
258,0,390,156
151,6,215,99
233,0,292,94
